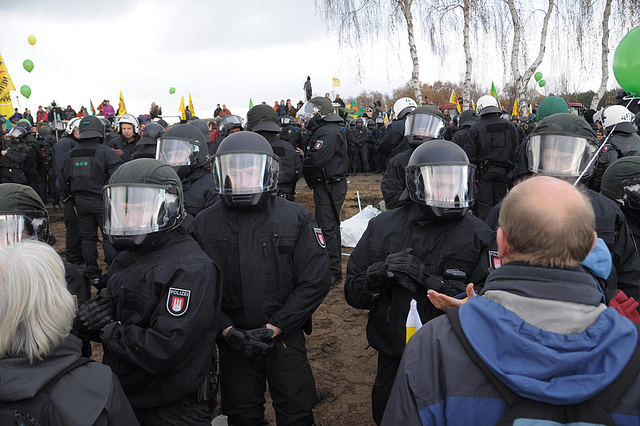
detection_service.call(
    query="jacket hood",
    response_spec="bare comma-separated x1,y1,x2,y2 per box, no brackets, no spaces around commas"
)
0,335,82,401
460,263,638,404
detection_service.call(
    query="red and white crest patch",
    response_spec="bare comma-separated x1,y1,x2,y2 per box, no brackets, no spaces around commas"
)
314,140,324,150
602,145,609,152
314,227,326,248
167,287,191,316
489,251,502,269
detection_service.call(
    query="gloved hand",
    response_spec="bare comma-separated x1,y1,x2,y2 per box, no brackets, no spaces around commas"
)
365,261,387,294
76,288,114,339
225,327,275,361
385,248,426,293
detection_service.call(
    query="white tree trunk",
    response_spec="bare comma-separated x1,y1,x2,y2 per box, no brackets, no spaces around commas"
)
462,0,472,110
591,0,612,110
400,0,422,104
507,0,554,117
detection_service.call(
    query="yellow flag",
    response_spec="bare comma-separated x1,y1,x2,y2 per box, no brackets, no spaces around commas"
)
0,52,16,99
406,299,422,344
179,96,186,120
332,77,341,87
450,90,462,114
0,91,14,120
189,92,195,116
118,91,127,115
511,98,518,117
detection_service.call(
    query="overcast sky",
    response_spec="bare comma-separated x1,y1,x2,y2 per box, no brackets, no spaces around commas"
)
0,0,625,121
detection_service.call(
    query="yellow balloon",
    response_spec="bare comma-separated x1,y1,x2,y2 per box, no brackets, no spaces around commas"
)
28,35,36,46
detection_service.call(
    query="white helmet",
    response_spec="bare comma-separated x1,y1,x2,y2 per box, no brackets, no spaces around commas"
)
476,95,500,116
65,117,82,136
392,97,417,120
116,113,140,134
601,105,636,132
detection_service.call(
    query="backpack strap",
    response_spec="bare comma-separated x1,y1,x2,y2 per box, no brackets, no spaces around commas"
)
445,308,522,407
594,323,640,412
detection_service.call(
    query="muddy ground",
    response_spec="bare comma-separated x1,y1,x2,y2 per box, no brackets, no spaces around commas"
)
48,173,386,425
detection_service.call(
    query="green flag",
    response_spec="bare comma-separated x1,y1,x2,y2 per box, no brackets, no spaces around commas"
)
90,99,96,116
490,82,498,100
249,98,254,110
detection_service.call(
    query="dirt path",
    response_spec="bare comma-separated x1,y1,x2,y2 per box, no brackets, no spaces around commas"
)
49,173,386,425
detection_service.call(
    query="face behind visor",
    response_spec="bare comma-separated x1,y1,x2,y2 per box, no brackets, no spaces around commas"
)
527,133,597,178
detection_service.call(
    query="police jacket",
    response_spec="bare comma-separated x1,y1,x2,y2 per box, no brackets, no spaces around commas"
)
280,124,302,149
464,114,519,169
381,149,413,209
382,263,640,425
107,134,140,163
102,230,220,409
302,117,349,185
344,202,494,358
62,139,122,196
0,335,138,425
190,196,332,335
0,139,28,184
485,188,640,302
182,168,217,221
260,132,302,195
52,135,79,197
451,125,471,149
376,119,409,161
591,130,640,192
348,126,370,146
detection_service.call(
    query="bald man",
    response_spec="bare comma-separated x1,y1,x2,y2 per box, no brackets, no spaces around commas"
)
383,176,640,424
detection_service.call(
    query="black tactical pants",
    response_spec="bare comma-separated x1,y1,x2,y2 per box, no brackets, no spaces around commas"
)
475,165,509,221
372,353,402,425
74,193,116,277
313,179,347,278
63,197,84,265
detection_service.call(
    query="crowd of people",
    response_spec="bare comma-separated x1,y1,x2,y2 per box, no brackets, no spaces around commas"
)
1,86,640,425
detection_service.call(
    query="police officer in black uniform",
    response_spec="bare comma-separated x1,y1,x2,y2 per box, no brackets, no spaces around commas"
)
156,124,216,221
601,156,640,248
451,109,479,149
15,120,45,201
77,158,220,425
246,105,302,201
191,132,331,426
376,97,417,165
279,116,301,149
62,116,122,279
299,96,349,285
463,95,519,220
107,114,141,163
0,126,29,184
348,117,371,175
210,115,245,155
381,105,447,209
485,113,640,303
345,140,494,425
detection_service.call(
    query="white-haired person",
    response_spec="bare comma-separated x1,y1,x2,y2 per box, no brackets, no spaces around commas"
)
0,240,138,425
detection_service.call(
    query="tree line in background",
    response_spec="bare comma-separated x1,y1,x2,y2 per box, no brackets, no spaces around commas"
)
317,0,640,116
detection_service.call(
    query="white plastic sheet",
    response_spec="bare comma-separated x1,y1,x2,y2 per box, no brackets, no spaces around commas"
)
340,205,381,248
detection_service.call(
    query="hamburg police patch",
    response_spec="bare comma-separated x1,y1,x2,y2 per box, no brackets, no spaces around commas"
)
489,251,502,269
167,287,191,316
314,140,324,150
314,227,326,248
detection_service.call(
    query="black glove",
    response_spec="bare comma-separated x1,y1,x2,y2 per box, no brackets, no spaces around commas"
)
76,288,114,339
225,327,274,361
385,248,426,293
365,261,387,294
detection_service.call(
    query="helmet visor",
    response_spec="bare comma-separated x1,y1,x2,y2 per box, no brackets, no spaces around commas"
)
623,182,640,210
527,134,596,177
213,153,279,195
6,127,26,139
156,137,200,166
405,114,447,139
0,212,48,248
296,101,320,122
104,185,181,236
413,164,475,208
219,116,245,133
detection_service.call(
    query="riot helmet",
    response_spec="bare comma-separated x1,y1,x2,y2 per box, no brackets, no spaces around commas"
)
405,140,475,219
78,116,105,140
189,119,210,139
16,120,32,132
246,105,281,133
104,159,185,252
218,115,245,138
156,124,210,179
281,116,293,126
458,109,479,128
64,117,82,137
527,113,598,178
138,122,165,145
375,116,384,126
601,157,640,210
6,126,27,140
0,183,52,248
212,132,280,210
116,113,140,134
600,105,637,134
98,117,113,133
404,105,447,147
367,119,375,129
355,117,364,127
392,97,417,120
297,97,337,130
476,95,500,116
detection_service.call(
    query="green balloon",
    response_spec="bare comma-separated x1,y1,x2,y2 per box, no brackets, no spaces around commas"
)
534,71,542,82
613,25,640,96
169,87,175,94
20,85,31,98
23,59,34,73
538,80,546,88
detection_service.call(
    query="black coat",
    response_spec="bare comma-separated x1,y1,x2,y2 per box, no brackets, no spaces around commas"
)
302,119,349,185
464,114,519,169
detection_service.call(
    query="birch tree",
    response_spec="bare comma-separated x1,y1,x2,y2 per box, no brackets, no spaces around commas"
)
314,0,423,104
591,0,612,110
